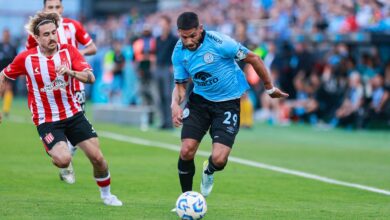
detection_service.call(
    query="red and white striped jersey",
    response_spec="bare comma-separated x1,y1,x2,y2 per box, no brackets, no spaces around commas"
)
26,17,93,92
3,44,91,125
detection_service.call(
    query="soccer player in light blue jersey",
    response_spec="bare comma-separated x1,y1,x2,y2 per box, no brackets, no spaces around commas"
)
171,12,288,199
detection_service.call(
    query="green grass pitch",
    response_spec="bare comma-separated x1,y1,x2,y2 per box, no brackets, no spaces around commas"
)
0,98,390,219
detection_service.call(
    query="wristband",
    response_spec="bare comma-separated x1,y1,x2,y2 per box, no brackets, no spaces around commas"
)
265,87,276,95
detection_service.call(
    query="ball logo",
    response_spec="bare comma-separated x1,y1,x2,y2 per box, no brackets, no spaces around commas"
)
203,52,214,63
183,108,190,119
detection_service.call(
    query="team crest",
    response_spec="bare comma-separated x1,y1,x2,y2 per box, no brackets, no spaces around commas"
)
203,53,214,63
44,133,55,144
183,108,190,119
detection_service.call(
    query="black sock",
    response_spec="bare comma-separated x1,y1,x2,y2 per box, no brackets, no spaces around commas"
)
204,156,225,175
178,158,195,192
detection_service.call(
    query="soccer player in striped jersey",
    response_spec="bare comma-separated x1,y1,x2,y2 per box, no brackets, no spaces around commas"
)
0,12,122,206
26,0,98,184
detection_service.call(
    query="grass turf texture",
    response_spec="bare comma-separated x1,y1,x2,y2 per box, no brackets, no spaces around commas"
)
0,98,389,219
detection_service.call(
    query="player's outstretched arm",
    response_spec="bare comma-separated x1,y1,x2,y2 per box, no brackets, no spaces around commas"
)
80,42,98,56
56,65,95,84
171,83,187,127
0,71,6,124
243,52,289,98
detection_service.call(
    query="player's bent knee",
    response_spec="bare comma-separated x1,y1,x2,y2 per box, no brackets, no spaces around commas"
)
211,155,228,169
52,154,72,168
90,154,106,168
180,146,196,160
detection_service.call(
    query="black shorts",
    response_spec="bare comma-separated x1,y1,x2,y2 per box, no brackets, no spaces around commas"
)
37,112,97,151
181,93,240,148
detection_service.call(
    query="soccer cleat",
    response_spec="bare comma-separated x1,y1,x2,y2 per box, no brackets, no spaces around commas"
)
102,195,123,206
59,162,75,184
200,160,214,197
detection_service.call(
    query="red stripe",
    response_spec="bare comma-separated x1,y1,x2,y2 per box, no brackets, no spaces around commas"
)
73,77,81,91
32,56,52,122
96,178,111,187
59,50,79,114
25,74,39,125
47,59,67,120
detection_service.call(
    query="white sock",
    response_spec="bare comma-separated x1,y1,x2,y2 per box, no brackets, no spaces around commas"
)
95,172,111,198
100,185,111,198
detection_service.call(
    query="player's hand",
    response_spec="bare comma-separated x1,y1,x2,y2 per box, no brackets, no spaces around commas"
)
171,103,183,127
269,87,289,98
56,65,72,76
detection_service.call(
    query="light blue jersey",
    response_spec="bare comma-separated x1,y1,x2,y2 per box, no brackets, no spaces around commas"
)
172,31,250,102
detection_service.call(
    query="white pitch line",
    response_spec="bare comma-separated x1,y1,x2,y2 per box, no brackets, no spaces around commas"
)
99,131,390,196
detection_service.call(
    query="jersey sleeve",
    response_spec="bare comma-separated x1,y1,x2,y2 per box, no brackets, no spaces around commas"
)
219,34,250,61
26,34,38,50
72,20,93,46
172,45,189,84
2,53,26,80
68,45,92,71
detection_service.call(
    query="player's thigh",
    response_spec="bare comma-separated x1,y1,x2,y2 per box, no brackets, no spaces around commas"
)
181,93,211,142
77,137,104,162
209,98,240,148
65,113,98,147
37,121,67,152
48,141,71,162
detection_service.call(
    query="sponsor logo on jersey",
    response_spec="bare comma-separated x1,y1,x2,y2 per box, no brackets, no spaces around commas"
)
40,77,68,93
203,52,214,64
193,72,219,87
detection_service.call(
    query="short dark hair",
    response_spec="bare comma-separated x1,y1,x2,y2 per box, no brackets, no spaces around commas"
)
177,12,199,30
43,0,62,5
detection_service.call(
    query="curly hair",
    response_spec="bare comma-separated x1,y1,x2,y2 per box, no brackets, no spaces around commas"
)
25,12,60,36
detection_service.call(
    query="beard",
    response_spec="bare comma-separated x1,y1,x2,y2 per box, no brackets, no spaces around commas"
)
185,42,200,51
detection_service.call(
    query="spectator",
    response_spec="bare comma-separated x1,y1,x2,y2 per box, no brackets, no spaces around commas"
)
0,29,17,117
111,40,126,102
332,72,365,128
133,24,156,124
155,15,178,130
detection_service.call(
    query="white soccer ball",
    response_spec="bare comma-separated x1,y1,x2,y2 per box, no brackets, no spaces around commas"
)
175,191,207,219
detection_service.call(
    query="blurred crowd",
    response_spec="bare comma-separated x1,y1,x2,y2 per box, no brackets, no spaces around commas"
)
2,0,390,130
